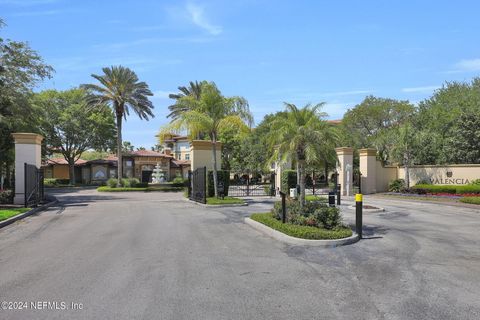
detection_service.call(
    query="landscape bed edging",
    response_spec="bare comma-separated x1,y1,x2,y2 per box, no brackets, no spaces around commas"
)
185,198,248,207
0,196,58,230
244,217,360,247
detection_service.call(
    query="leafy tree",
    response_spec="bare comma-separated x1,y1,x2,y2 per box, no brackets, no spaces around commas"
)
341,96,415,162
267,103,339,207
0,21,53,187
151,144,163,152
415,78,480,164
159,82,252,196
167,81,204,121
82,66,154,186
122,141,134,152
388,122,418,188
136,146,146,151
444,112,480,163
34,89,116,184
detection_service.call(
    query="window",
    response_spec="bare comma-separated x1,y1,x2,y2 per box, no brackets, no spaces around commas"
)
177,154,181,160
185,154,190,160
125,160,133,167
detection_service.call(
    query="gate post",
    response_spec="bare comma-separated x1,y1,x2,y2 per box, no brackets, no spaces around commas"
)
12,133,43,205
335,147,354,196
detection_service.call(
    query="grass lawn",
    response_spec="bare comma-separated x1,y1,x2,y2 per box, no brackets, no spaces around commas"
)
250,212,352,240
206,196,245,205
305,195,327,202
459,197,480,205
97,186,183,192
0,208,31,222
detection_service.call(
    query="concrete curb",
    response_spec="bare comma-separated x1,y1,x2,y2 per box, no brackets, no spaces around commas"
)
0,196,58,230
244,218,360,247
184,198,248,207
346,205,385,213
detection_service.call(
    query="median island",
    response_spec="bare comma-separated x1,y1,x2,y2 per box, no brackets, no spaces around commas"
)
249,198,352,240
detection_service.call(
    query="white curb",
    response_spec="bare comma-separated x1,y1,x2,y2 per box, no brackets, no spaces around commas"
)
244,218,359,247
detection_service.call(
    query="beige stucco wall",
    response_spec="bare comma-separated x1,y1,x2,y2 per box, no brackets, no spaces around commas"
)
191,140,222,171
397,165,480,185
376,162,398,192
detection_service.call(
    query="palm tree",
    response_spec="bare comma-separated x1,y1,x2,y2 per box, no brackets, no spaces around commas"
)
268,103,339,207
167,81,204,121
82,66,154,185
159,82,252,197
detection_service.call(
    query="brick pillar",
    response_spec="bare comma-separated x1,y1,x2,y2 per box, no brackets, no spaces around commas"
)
12,133,44,205
335,147,354,196
359,148,377,194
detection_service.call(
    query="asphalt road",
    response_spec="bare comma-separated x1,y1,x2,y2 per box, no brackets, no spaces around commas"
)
0,189,479,320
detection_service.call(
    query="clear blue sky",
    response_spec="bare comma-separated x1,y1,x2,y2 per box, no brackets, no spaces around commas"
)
2,0,480,148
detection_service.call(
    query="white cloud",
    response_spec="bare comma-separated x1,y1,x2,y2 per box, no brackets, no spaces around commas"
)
401,85,440,93
185,3,222,35
445,58,480,74
453,58,480,72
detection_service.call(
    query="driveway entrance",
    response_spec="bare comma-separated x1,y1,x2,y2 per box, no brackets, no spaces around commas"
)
0,188,479,319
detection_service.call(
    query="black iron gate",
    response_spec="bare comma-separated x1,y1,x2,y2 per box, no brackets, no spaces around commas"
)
228,173,275,197
305,170,333,196
353,171,362,194
24,163,44,208
188,166,206,204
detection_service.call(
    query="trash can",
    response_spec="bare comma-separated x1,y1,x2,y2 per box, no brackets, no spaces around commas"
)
328,191,336,207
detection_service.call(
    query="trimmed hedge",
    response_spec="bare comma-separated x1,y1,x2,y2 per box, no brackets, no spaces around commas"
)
281,170,297,193
411,184,480,195
207,170,230,197
459,197,480,205
97,186,183,192
44,178,71,187
250,212,352,240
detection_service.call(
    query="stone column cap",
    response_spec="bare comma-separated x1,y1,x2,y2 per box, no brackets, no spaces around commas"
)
359,148,377,156
12,133,44,145
335,147,354,155
190,140,223,150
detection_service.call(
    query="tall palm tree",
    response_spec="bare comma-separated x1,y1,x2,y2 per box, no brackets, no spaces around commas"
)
159,82,252,196
82,66,154,185
268,103,339,207
167,81,204,121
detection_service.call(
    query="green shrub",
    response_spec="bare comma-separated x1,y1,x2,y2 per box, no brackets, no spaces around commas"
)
250,212,352,240
44,178,71,187
281,170,297,193
456,185,480,194
172,177,186,185
44,178,57,187
314,206,342,229
411,184,457,194
0,189,13,204
207,170,230,197
107,178,118,188
271,198,342,229
459,197,480,205
129,178,140,187
388,179,406,192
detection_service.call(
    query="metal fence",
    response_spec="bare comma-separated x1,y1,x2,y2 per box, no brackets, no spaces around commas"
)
189,166,207,204
228,173,275,197
24,163,44,207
